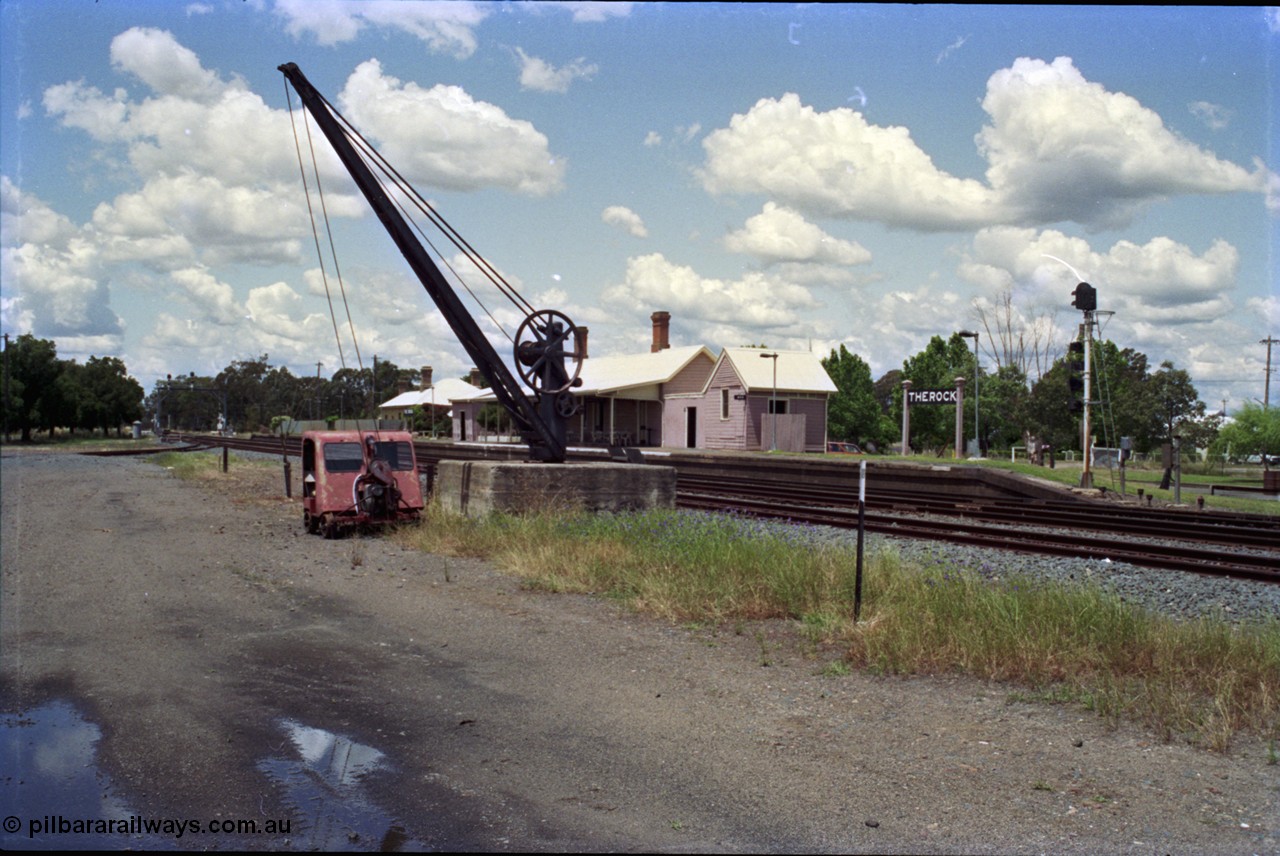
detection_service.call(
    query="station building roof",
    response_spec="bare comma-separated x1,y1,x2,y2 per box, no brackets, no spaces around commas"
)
448,344,716,404
573,344,715,399
702,348,838,395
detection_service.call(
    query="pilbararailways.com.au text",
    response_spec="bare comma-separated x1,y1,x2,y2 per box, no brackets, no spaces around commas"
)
7,813,292,840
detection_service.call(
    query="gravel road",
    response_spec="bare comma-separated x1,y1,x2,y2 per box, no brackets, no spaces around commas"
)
2,450,1277,853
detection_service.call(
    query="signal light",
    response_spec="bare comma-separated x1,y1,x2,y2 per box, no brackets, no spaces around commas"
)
1071,282,1096,312
1067,341,1085,413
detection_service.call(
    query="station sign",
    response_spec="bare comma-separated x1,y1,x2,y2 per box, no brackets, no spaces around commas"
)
907,388,958,405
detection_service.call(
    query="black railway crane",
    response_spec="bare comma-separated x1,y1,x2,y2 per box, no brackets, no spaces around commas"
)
278,62,582,463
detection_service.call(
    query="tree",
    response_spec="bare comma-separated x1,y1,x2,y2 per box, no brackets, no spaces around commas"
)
80,356,144,436
5,334,63,442
46,359,84,438
979,364,1031,451
218,355,270,431
973,289,1063,381
1211,403,1280,466
822,345,893,447
1024,360,1078,454
1145,361,1212,450
1025,342,1215,458
1086,341,1151,450
326,367,371,421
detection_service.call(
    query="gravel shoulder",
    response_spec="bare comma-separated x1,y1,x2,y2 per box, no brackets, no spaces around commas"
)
2,450,1277,853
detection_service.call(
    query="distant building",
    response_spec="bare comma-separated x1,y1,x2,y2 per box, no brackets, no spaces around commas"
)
376,366,480,432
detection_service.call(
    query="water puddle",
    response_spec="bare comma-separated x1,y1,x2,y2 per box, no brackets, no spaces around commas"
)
2,701,426,851
1,699,176,850
258,719,426,851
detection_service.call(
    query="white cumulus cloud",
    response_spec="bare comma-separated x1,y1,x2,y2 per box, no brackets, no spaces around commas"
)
977,57,1266,228
601,252,820,332
515,48,598,93
958,226,1240,326
700,57,1270,232
274,0,488,58
723,202,871,266
601,205,648,238
338,59,564,195
700,92,997,229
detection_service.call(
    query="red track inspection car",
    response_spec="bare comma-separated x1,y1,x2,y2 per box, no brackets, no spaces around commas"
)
300,430,424,537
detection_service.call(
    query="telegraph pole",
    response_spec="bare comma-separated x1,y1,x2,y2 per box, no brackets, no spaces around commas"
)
1262,337,1278,409
2,333,10,443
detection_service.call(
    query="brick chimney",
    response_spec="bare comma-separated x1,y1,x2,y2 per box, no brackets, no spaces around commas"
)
420,366,433,390
650,311,671,353
469,367,484,387
576,326,589,360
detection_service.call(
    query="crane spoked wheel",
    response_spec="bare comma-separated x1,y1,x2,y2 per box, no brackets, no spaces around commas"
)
514,309,585,395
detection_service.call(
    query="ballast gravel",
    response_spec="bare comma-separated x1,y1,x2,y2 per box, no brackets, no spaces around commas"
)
866,532,1280,625
2,449,1277,854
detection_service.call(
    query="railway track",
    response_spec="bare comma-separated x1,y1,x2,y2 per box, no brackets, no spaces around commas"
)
165,434,1280,585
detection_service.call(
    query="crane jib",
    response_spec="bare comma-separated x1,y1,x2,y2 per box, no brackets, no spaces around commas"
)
278,62,580,463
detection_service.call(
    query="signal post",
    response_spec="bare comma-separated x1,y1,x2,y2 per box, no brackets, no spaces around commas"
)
1071,283,1097,489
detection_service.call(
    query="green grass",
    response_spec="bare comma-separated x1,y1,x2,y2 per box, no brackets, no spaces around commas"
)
849,556,1279,750
152,450,277,481
394,503,1280,751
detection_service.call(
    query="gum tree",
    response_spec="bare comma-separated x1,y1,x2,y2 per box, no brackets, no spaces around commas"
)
822,345,893,448
1212,403,1280,468
4,334,62,442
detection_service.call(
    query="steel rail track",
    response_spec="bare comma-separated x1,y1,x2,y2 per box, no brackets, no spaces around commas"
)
170,434,1280,584
677,492,1280,584
676,475,1280,550
79,442,210,457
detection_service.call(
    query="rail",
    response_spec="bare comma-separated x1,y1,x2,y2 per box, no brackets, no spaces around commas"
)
166,433,1280,585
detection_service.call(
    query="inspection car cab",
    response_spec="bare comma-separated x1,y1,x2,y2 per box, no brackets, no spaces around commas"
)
300,430,424,538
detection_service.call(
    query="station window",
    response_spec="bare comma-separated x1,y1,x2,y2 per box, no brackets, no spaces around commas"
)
767,399,788,415
720,388,730,420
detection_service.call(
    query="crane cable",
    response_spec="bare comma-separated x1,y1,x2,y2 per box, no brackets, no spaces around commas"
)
329,98,538,318
298,81,539,333
332,117,533,341
284,80,351,373
286,81,382,439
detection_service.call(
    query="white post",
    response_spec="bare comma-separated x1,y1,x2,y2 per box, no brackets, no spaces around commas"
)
901,379,912,456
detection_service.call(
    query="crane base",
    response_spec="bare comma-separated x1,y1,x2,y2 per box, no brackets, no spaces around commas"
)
435,460,676,518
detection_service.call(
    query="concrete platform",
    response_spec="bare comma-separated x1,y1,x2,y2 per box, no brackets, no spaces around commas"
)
435,460,676,517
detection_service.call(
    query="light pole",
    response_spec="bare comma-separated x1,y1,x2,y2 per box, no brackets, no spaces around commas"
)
959,330,979,457
760,352,779,451
1262,337,1278,409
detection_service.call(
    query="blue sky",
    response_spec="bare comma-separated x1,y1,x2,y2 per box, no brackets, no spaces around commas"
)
2,2,1277,413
